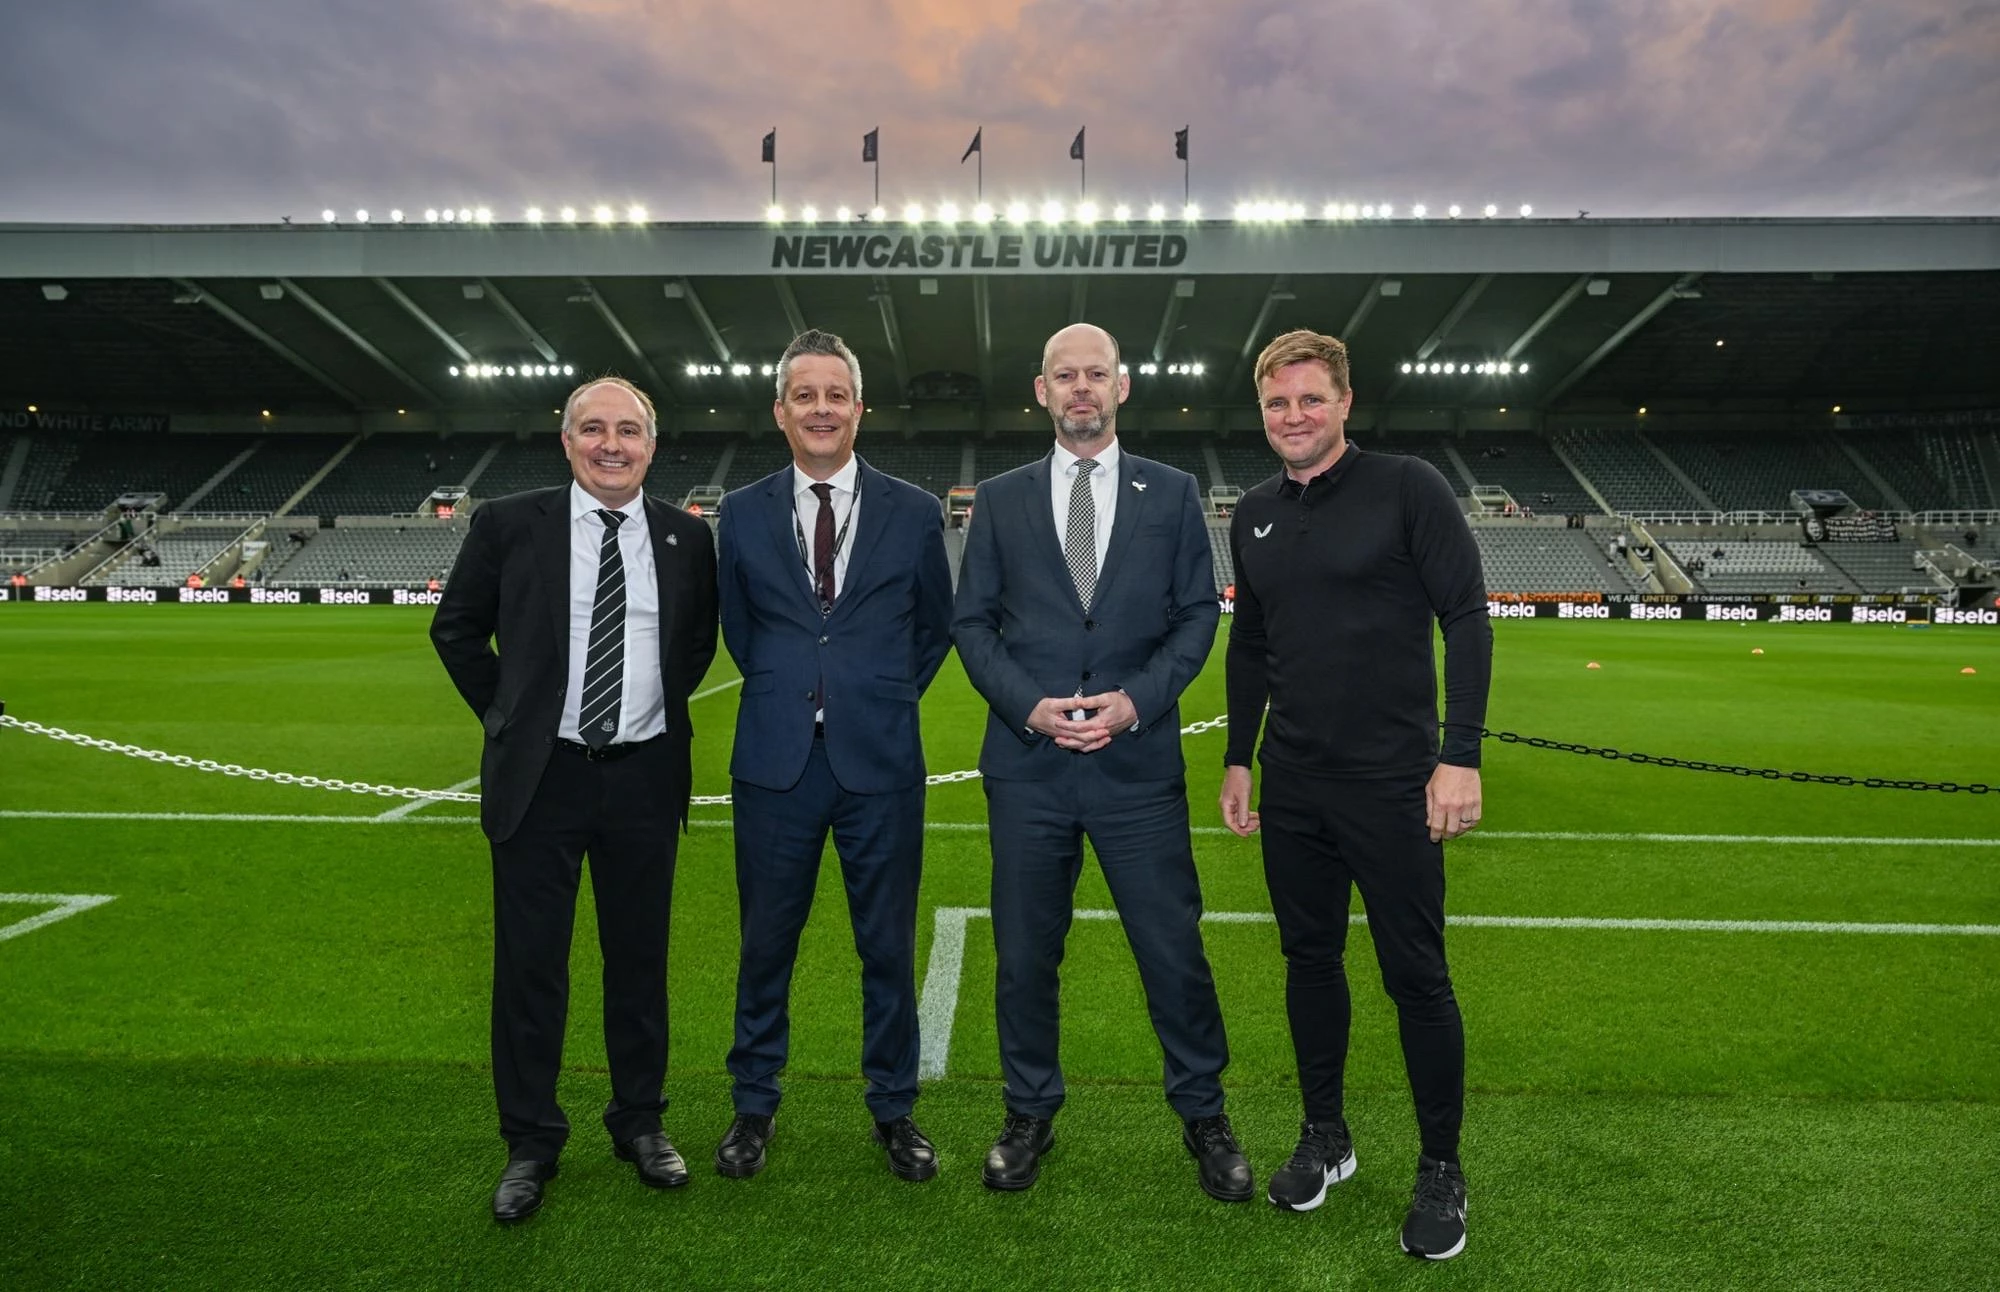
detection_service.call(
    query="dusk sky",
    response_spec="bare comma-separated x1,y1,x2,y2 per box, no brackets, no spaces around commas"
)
3,0,1996,225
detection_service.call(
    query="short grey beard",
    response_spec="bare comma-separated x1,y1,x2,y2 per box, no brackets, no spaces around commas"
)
1056,409,1111,441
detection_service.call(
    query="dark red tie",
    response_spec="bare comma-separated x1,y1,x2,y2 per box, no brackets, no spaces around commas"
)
811,482,836,610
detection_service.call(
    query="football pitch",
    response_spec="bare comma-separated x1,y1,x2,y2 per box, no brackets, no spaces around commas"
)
2,607,1996,1290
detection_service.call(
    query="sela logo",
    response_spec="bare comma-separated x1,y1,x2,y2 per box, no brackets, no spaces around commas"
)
1630,604,1683,620
392,589,442,606
107,587,158,604
1935,607,1999,625
33,586,87,602
1252,523,1273,539
1486,601,1537,618
1778,605,1833,622
1705,604,1759,621
1558,603,1609,619
250,588,301,604
1852,607,1907,624
178,587,229,604
318,588,371,605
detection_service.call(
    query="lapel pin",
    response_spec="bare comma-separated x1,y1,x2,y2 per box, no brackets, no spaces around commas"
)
1131,479,1147,492
665,533,678,546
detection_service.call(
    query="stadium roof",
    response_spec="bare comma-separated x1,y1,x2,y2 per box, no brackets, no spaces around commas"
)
2,217,1996,430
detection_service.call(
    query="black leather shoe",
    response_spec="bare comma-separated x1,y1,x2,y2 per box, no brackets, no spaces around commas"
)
492,1159,557,1224
1184,1113,1254,1202
981,1112,1054,1191
615,1132,690,1189
715,1113,774,1178
872,1115,939,1182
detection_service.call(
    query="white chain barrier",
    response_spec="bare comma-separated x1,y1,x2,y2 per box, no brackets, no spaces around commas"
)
0,711,1229,809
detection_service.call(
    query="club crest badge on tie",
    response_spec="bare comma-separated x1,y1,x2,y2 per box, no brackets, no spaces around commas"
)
600,719,615,732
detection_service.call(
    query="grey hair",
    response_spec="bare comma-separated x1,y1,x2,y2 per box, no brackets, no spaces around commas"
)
775,328,864,404
561,376,658,439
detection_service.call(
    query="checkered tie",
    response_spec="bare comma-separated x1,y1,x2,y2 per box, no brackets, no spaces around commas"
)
1065,458,1099,609
578,509,627,750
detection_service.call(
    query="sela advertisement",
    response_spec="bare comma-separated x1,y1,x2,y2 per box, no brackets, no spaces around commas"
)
5,586,444,606
1477,592,2000,626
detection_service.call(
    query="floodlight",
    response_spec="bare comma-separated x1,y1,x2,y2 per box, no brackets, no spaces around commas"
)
627,205,647,223
1517,364,1529,373
389,209,404,223
685,364,701,377
903,202,924,222
1361,204,1375,218
1191,362,1205,376
321,209,336,223
1147,202,1165,220
424,208,439,222
1380,203,1395,217
473,207,491,224
1321,202,1338,219
801,204,819,222
449,365,460,377
562,365,574,376
1498,361,1513,375
972,202,995,224
525,207,544,223
594,205,615,224
1341,203,1357,220
1400,363,1413,374
458,208,473,222
1182,203,1200,219
868,205,887,222
835,205,853,222
355,209,369,223
1519,203,1533,216
937,201,960,222
1236,202,1254,221
1076,201,1098,224
1040,200,1064,223
1447,204,1461,218
1482,203,1497,218
766,204,785,222
1411,203,1427,218
559,206,577,223
1006,201,1030,224
1111,203,1131,221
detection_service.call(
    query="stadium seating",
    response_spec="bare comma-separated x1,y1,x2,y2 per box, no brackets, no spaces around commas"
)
292,435,497,519
725,436,800,487
1458,432,1599,513
8,438,84,511
33,434,248,512
197,437,347,513
972,434,1057,479
92,531,241,587
1211,440,1278,490
259,526,467,585
1551,429,1702,512
1666,539,1855,593
1653,432,1883,513
1362,433,1466,488
856,438,965,495
1128,438,1211,485
1817,540,1932,593
1472,527,1630,593
1844,428,1996,511
0,527,94,572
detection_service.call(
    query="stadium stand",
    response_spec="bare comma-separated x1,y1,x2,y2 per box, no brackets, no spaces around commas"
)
92,529,242,587
259,526,467,585
1551,428,1702,512
1207,517,1234,592
196,436,347,513
1654,432,1883,513
726,436,800,487
34,433,246,512
1472,527,1630,594
1211,440,1278,490
467,435,572,498
291,434,496,519
1666,539,1855,593
1458,432,1599,513
1363,433,1467,488
1844,428,1995,511
856,437,965,496
643,441,729,505
973,434,1057,479
1128,437,1212,485
1817,540,1932,593
0,527,92,572
8,438,84,511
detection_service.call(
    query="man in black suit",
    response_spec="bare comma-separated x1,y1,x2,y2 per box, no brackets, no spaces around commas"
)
952,323,1250,1202
713,330,954,1183
432,377,718,1223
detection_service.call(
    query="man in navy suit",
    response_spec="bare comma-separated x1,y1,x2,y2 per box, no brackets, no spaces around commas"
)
952,323,1250,1201
714,329,954,1182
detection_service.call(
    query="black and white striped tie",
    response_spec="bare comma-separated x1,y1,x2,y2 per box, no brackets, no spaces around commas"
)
578,509,627,750
1065,458,1099,609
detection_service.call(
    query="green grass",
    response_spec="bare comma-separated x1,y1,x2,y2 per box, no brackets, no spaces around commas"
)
2,608,1997,1289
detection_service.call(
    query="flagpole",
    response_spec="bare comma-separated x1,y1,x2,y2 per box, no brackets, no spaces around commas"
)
978,148,983,203
769,126,777,205
874,157,880,208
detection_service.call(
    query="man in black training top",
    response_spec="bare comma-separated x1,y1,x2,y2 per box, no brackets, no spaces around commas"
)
1218,329,1491,1261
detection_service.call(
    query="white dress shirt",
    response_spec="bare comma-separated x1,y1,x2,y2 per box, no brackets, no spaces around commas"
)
559,483,664,744
1049,437,1120,572
792,456,861,599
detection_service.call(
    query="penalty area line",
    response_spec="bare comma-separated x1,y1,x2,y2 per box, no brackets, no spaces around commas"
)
0,893,117,942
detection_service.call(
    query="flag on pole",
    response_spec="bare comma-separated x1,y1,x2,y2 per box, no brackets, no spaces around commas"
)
961,128,982,163
862,128,878,164
1174,126,1189,161
1069,127,1085,161
761,129,776,163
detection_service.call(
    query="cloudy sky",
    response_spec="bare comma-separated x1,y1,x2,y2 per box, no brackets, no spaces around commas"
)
3,0,1995,224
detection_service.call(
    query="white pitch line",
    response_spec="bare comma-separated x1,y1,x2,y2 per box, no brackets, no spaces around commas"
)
0,811,481,825
0,892,116,942
914,904,2000,1080
373,775,481,822
689,676,744,702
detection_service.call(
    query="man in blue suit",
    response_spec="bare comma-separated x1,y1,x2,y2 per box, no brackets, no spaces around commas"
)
714,329,954,1182
953,323,1251,1202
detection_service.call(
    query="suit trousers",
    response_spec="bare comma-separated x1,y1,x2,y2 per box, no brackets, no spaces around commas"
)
489,738,682,1161
986,762,1229,1121
1257,766,1465,1162
728,737,926,1121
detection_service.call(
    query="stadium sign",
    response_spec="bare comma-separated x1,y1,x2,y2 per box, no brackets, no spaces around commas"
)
772,232,1189,273
0,410,169,434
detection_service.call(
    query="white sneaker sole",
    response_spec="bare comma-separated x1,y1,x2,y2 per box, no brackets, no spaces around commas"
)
1267,1147,1357,1212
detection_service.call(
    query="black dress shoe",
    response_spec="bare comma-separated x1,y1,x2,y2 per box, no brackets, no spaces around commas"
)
1184,1113,1254,1202
982,1112,1054,1191
492,1159,557,1224
715,1113,774,1178
872,1115,939,1182
615,1132,690,1188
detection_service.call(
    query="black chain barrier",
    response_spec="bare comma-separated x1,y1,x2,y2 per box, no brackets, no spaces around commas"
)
1484,730,1993,795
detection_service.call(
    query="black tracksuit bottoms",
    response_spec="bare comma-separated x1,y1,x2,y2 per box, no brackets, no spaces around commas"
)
1257,764,1464,1163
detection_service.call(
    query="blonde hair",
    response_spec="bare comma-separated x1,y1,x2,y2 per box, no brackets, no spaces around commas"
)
561,376,658,439
1252,329,1350,398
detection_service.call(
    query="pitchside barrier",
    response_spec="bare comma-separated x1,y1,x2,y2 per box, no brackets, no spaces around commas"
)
4,585,1999,625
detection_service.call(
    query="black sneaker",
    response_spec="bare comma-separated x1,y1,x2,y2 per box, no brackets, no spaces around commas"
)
1266,1120,1356,1212
1400,1155,1467,1260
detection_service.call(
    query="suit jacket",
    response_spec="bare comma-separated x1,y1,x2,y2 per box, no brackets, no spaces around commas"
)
431,485,719,842
718,457,953,795
952,447,1220,782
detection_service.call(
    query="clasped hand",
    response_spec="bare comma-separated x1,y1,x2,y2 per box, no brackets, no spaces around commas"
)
1026,691,1137,753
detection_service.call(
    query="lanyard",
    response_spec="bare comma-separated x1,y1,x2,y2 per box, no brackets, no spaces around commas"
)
791,476,859,614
